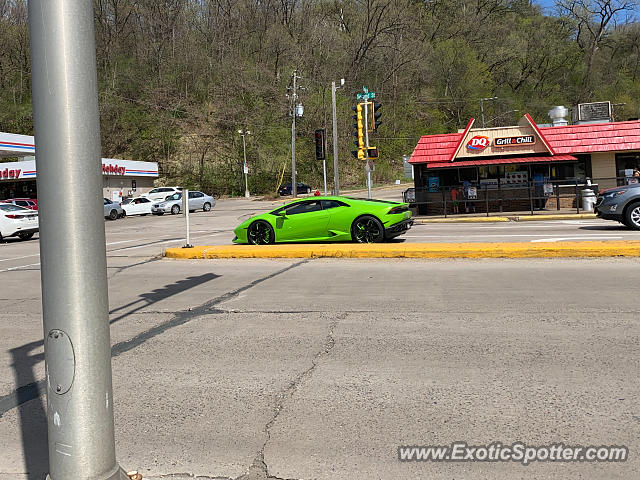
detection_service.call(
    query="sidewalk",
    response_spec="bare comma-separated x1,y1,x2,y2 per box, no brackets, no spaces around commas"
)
413,208,597,223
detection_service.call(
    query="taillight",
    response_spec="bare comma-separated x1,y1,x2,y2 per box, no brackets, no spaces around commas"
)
5,214,19,219
388,206,408,215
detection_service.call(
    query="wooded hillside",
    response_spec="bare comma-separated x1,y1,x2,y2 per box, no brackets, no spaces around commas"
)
1,0,639,195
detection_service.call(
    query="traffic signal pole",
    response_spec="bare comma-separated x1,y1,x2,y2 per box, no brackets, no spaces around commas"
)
364,101,372,199
28,1,129,479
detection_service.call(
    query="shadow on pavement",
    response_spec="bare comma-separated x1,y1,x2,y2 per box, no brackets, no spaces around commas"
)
3,273,220,477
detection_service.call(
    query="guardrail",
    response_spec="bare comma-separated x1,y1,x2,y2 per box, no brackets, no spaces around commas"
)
402,176,636,217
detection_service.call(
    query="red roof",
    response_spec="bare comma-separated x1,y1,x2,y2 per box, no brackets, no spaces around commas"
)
426,154,578,169
410,118,640,165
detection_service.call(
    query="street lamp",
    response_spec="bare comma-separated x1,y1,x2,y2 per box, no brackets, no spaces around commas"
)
331,78,345,195
480,96,498,128
238,129,251,198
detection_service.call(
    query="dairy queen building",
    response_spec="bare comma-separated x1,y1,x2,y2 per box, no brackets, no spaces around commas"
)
0,131,158,201
408,104,640,215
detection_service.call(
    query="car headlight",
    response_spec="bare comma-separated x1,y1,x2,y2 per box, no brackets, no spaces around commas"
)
603,190,626,199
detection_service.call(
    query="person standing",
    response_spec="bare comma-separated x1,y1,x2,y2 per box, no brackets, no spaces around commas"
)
450,186,460,214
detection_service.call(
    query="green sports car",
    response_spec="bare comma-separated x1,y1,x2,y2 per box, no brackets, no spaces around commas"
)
233,196,413,244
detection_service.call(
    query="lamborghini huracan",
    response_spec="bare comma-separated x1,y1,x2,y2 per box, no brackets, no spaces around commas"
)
233,196,413,244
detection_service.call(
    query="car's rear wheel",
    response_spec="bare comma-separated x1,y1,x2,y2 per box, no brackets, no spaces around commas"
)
18,232,34,240
203,202,211,212
109,209,118,220
624,202,640,230
171,205,180,215
351,215,384,243
247,220,275,245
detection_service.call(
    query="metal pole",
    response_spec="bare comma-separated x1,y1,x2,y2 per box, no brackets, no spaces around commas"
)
183,189,192,248
481,99,486,128
364,101,372,199
28,1,129,479
322,158,327,195
291,71,298,198
331,81,340,195
241,134,250,198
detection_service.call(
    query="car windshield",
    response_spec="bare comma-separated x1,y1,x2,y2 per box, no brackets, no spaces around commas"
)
122,198,133,204
0,204,30,212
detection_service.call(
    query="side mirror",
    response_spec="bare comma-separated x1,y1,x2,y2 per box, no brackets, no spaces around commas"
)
277,211,287,218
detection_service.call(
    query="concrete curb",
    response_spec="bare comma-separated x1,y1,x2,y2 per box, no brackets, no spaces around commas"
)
511,213,597,221
414,217,510,223
415,213,598,224
165,241,640,259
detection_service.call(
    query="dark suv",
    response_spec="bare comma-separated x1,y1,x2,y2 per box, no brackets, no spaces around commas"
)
594,183,640,229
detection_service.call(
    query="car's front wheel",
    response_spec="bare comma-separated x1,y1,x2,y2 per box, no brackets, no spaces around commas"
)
351,215,384,243
171,205,180,215
18,232,34,241
247,220,275,245
203,202,211,212
624,201,640,230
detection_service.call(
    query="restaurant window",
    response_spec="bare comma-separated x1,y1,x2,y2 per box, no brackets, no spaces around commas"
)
479,165,500,179
458,167,478,183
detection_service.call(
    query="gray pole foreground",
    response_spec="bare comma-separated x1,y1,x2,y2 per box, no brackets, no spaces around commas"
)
28,2,129,480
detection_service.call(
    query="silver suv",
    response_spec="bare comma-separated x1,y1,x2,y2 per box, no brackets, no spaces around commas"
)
594,183,640,229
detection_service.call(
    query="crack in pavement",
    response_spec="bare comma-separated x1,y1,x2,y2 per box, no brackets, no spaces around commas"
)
236,313,344,480
0,259,309,417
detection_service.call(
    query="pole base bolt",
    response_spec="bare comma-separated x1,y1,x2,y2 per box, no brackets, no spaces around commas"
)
127,471,143,480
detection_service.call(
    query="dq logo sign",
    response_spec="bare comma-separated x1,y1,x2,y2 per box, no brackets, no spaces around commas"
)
467,135,490,151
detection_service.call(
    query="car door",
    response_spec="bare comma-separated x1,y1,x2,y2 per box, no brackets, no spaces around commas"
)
275,200,329,241
188,191,205,210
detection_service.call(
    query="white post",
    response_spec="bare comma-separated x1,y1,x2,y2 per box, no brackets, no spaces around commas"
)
183,189,192,248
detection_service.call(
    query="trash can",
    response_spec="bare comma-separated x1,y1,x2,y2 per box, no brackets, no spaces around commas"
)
582,188,597,212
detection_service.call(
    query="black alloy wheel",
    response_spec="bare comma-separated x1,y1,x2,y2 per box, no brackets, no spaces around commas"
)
247,220,275,245
109,209,118,220
351,215,384,243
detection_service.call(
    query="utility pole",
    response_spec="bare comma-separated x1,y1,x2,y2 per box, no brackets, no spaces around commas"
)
331,79,345,196
480,96,498,128
28,1,129,479
288,70,303,197
238,129,250,198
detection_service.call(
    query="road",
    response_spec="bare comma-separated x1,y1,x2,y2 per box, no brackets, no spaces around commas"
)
0,192,638,480
0,193,637,275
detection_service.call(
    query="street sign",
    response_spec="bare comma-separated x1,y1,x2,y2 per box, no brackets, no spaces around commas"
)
243,162,248,174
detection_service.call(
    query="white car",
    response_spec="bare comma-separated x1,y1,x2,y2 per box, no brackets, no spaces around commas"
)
151,191,215,215
140,186,182,202
122,197,153,216
0,203,38,241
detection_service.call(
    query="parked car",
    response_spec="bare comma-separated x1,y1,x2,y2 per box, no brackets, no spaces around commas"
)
151,191,215,215
233,196,413,244
278,182,313,196
0,203,38,241
103,198,125,220
121,196,153,216
140,186,182,202
595,183,640,229
1,198,38,210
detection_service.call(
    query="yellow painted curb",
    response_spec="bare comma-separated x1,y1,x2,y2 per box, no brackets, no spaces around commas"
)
415,217,510,223
165,241,640,259
512,213,597,221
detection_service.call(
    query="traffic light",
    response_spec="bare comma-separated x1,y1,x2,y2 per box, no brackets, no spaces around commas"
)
370,102,382,132
366,146,379,159
314,129,325,160
351,103,365,159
